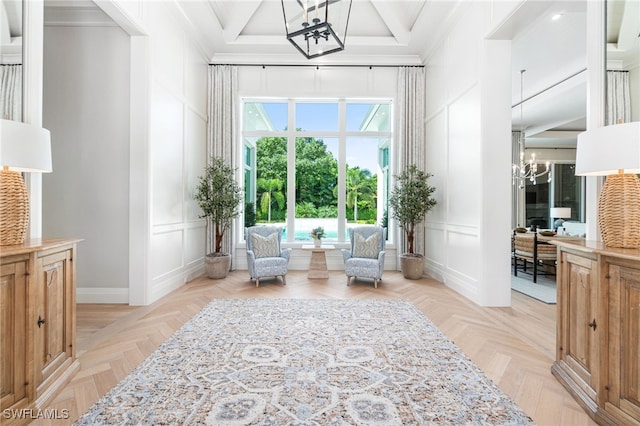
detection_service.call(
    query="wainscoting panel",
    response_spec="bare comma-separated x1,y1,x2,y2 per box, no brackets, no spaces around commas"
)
425,226,446,268
185,223,206,265
150,86,184,226
151,229,184,278
446,229,480,284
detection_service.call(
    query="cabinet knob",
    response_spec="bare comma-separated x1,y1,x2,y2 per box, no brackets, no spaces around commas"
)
588,319,597,331
37,316,46,328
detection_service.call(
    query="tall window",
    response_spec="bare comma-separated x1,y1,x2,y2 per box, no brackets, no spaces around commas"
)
242,99,392,242
550,163,584,223
524,162,585,228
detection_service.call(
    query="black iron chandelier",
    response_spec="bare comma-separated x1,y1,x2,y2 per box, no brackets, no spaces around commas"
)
281,0,353,59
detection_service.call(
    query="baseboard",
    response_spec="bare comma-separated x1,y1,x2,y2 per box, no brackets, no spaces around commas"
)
425,261,481,304
150,264,205,304
76,287,129,304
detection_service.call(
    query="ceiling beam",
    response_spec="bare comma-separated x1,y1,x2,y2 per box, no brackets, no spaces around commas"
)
232,34,400,46
223,0,262,43
526,114,586,138
616,0,640,51
528,130,582,139
369,0,411,45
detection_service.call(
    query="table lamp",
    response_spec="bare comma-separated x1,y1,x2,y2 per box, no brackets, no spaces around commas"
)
550,207,571,231
0,119,52,245
575,121,640,248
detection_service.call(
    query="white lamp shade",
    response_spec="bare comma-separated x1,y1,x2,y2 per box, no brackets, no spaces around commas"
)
575,121,640,176
0,119,52,172
550,207,571,218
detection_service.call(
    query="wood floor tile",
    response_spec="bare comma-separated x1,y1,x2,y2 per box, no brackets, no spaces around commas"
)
31,270,596,425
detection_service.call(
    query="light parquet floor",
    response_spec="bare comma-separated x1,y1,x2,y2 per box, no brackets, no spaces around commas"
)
33,271,595,425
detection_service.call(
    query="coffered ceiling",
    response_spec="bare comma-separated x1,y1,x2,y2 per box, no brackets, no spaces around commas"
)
175,0,464,65
5,0,638,150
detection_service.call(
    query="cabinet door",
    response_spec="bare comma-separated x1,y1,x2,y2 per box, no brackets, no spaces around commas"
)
605,263,640,423
557,250,600,401
0,257,28,411
34,248,75,390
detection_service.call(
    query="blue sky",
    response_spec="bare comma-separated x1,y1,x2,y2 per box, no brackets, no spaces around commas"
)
262,102,381,173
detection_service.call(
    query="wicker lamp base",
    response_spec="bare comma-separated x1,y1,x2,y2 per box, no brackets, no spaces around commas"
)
0,170,29,245
598,173,640,248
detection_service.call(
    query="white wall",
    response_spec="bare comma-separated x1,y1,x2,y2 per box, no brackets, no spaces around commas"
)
144,2,208,305
23,0,45,240
42,25,131,303
630,65,639,122
121,1,208,305
423,2,517,306
422,0,607,306
42,1,208,305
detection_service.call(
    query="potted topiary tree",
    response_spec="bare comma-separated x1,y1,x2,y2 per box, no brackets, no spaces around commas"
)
388,164,437,279
195,157,243,279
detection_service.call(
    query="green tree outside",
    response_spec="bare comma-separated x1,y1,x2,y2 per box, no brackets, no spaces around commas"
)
257,177,285,223
254,134,378,224
344,167,377,222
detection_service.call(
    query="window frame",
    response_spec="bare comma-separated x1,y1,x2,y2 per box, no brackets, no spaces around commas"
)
240,97,393,245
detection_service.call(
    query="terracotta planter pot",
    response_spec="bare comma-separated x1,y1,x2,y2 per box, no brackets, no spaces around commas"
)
205,253,231,279
400,253,424,280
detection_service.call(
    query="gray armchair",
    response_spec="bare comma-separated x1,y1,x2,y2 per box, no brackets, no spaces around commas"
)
341,226,386,288
246,226,291,287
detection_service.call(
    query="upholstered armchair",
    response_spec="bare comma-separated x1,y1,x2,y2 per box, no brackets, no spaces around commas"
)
341,226,386,288
246,226,291,287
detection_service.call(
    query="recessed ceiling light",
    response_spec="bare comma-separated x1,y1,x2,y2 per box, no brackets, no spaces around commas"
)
552,13,563,21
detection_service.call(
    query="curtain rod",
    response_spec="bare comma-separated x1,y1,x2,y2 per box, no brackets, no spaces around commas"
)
208,64,424,69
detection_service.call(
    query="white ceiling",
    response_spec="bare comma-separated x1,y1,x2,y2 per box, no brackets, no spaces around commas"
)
175,0,466,65
510,1,587,149
3,0,638,149
0,0,22,58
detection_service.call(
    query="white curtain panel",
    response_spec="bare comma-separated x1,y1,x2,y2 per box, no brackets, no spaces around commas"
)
207,65,238,262
0,65,22,121
396,66,427,255
606,70,631,125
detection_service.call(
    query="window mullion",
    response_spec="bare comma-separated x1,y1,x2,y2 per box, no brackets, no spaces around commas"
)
286,99,296,243
338,100,347,242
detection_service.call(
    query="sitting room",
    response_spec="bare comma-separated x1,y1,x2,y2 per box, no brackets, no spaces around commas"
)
1,0,639,425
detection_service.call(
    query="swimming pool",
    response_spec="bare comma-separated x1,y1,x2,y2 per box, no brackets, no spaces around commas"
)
263,218,346,241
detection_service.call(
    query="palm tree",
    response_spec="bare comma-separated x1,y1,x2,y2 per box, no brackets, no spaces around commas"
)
257,177,285,222
345,168,376,222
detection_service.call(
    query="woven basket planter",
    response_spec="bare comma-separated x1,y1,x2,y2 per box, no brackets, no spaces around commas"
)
598,174,640,249
0,170,29,245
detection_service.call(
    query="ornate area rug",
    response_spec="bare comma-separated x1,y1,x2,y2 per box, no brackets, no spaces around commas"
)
76,299,533,425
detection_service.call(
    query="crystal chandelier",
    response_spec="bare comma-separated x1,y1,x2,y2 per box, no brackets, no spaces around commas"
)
281,0,353,59
512,69,551,189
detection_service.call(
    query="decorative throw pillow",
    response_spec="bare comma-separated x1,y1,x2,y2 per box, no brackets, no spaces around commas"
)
353,232,380,259
251,232,279,258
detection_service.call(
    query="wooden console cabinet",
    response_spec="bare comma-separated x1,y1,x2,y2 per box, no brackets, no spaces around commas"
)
552,240,640,425
1,239,80,425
